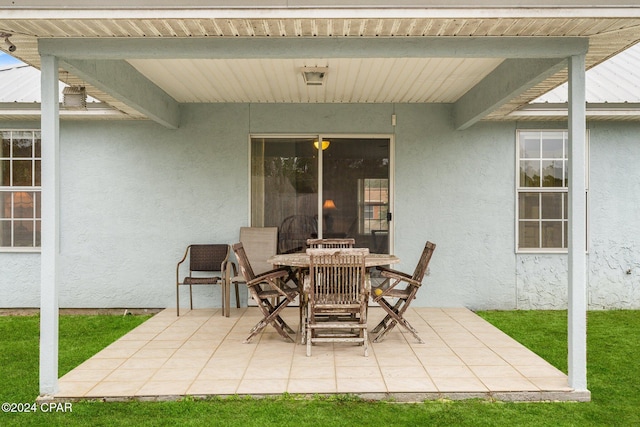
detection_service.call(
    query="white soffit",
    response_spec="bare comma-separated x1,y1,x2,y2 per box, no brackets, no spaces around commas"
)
128,57,503,103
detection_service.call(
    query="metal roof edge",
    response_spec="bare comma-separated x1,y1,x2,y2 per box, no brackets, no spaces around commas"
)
509,102,640,118
3,7,640,20
0,102,128,118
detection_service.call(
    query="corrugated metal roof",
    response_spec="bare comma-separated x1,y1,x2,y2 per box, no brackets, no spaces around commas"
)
0,64,99,103
534,43,640,103
0,65,42,103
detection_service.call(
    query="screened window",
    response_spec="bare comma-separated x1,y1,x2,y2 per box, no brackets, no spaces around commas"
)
1,130,41,249
517,130,568,251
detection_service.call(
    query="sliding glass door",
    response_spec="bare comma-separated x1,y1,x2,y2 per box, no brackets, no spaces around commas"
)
251,136,319,253
320,137,391,253
251,135,392,254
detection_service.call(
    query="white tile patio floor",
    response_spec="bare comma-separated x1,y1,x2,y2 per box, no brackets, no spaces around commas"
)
52,307,589,402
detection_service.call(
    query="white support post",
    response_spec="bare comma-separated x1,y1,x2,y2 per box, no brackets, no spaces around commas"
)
567,54,588,392
39,54,60,396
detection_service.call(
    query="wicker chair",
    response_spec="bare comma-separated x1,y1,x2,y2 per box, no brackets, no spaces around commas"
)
371,241,436,343
306,238,355,249
278,215,317,253
176,244,233,316
305,249,369,356
370,230,388,253
232,242,299,343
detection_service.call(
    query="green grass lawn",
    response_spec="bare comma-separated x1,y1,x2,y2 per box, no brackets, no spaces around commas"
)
0,310,638,426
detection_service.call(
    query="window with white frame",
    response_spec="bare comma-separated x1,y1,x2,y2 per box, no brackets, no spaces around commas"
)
359,178,389,234
1,130,41,249
517,130,569,251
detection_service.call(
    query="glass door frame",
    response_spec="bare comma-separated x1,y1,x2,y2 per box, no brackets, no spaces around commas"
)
248,133,395,254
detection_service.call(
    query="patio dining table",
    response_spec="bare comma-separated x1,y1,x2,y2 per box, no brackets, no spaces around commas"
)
267,251,400,340
268,252,400,269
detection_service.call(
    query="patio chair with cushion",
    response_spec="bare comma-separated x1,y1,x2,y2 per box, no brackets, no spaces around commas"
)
370,241,436,343
176,244,233,316
232,242,299,343
305,249,369,356
229,226,279,307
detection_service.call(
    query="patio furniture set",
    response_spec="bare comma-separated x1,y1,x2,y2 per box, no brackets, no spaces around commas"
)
176,227,435,356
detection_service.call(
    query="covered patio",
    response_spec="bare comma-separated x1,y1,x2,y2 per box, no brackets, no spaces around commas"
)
51,307,585,402
5,2,640,401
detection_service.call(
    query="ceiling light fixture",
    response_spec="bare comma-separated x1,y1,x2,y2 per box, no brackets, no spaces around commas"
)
301,67,328,86
1,32,15,52
313,139,330,150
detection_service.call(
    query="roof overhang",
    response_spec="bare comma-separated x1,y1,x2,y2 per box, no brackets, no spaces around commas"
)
1,5,639,127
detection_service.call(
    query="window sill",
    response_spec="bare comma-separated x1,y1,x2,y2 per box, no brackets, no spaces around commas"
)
516,249,568,255
0,247,41,254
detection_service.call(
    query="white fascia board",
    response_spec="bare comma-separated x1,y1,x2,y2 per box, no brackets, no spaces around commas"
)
4,6,640,20
0,102,126,117
509,102,640,117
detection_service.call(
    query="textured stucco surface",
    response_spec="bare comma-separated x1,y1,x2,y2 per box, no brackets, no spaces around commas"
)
0,252,40,307
586,121,640,309
516,255,569,309
1,105,639,309
393,105,518,310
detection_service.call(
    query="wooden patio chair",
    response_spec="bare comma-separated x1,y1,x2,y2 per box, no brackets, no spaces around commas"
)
232,242,299,343
370,241,436,343
306,238,355,249
305,250,369,356
176,244,232,316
